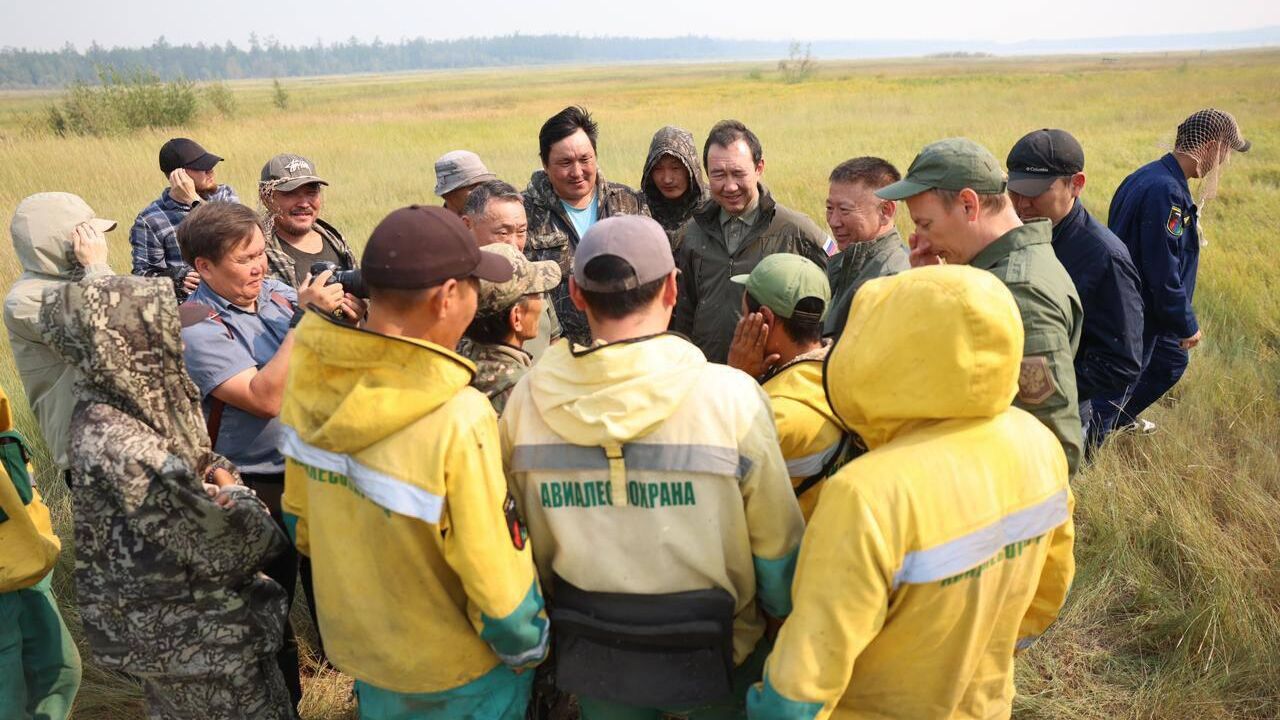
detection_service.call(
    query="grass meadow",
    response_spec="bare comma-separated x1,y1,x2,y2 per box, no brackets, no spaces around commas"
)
1,49,1278,718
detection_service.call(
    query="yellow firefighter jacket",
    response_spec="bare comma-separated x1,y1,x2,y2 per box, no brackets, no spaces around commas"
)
762,344,846,521
748,265,1075,720
499,333,805,664
279,315,548,694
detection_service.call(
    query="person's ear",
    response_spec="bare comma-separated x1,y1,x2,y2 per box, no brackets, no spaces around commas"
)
881,199,897,223
1070,172,1087,197
193,257,211,277
569,276,589,312
509,304,524,334
662,270,679,308
759,305,776,327
755,158,766,177
437,278,459,319
462,214,474,231
959,188,981,222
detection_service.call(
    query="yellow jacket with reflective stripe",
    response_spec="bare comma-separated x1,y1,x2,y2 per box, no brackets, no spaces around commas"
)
749,265,1075,720
762,347,844,521
280,314,548,694
0,390,61,592
500,334,806,664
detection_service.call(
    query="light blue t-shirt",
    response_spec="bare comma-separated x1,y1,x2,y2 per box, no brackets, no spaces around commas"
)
561,194,599,239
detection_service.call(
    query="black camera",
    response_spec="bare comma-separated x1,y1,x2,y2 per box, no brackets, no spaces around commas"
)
309,261,368,299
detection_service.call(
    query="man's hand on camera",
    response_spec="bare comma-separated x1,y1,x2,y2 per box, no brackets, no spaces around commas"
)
339,293,367,323
297,270,344,317
72,222,109,267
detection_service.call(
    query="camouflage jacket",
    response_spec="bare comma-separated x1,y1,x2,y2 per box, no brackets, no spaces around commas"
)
458,337,532,415
641,126,708,247
524,170,649,347
264,218,357,288
39,276,289,675
824,229,911,340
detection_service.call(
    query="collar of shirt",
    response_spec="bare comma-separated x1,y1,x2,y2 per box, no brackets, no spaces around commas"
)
190,276,273,316
970,218,1053,270
1159,153,1193,199
719,196,761,229
1051,199,1087,244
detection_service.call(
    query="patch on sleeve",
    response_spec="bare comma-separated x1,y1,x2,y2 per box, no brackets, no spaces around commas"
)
1018,356,1057,405
1166,205,1185,237
504,492,528,551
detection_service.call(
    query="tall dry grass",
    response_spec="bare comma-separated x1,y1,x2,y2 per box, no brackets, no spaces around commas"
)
0,50,1277,718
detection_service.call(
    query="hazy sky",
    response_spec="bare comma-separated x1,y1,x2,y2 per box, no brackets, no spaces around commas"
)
2,0,1277,51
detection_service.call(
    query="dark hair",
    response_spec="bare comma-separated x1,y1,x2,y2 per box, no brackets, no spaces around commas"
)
829,157,901,189
465,295,540,344
746,292,824,345
703,119,763,169
577,255,666,320
539,106,598,165
463,180,523,218
177,202,262,265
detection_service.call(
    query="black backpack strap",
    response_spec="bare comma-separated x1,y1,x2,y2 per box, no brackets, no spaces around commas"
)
794,433,864,498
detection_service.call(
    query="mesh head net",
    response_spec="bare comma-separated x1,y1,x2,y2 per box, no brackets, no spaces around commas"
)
1170,108,1250,246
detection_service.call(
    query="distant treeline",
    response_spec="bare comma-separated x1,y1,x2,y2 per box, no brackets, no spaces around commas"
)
0,34,798,88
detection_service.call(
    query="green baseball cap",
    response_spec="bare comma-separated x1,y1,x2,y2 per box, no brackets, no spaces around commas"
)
730,253,830,322
876,138,1008,201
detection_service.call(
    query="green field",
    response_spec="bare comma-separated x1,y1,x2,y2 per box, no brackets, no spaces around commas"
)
1,50,1278,718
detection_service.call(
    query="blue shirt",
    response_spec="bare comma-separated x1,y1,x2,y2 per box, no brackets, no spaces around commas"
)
130,185,239,300
180,278,296,474
1051,200,1144,401
560,194,599,239
1107,153,1200,339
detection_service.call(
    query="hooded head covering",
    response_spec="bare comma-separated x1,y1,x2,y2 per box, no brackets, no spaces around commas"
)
825,264,1024,450
641,126,708,236
39,276,210,471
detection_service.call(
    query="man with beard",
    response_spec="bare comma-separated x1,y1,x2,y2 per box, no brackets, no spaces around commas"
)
640,126,707,247
131,138,239,301
258,154,362,322
524,105,649,347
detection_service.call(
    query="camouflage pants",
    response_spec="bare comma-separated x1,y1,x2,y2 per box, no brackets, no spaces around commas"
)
140,654,293,720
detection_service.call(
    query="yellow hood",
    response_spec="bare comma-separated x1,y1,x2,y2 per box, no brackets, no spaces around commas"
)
825,265,1023,450
766,348,841,430
528,334,706,445
282,314,476,455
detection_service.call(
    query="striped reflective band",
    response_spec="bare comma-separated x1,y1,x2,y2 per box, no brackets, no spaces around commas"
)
279,425,444,524
784,440,841,477
510,442,746,478
892,488,1069,590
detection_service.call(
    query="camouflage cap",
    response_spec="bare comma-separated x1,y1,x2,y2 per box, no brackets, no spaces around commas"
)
476,243,561,317
877,138,1007,201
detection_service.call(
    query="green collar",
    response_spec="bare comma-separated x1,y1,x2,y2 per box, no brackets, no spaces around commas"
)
969,219,1052,269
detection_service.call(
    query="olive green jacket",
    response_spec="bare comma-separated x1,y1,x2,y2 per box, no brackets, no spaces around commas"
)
824,228,910,340
672,185,828,363
970,219,1084,475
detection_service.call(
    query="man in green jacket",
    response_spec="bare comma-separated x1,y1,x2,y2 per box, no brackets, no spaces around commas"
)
672,120,829,364
879,138,1084,474
823,157,910,340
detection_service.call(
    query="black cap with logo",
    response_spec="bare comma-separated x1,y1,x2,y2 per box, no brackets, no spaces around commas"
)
1005,129,1085,197
159,138,223,175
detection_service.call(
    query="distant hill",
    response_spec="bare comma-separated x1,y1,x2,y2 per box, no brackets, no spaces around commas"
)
3,27,1277,89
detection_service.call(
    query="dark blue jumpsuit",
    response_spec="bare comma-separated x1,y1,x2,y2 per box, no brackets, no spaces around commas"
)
1093,153,1200,438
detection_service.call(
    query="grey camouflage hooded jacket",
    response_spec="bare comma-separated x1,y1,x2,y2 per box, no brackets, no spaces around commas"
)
641,126,708,245
40,276,289,676
524,169,649,347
